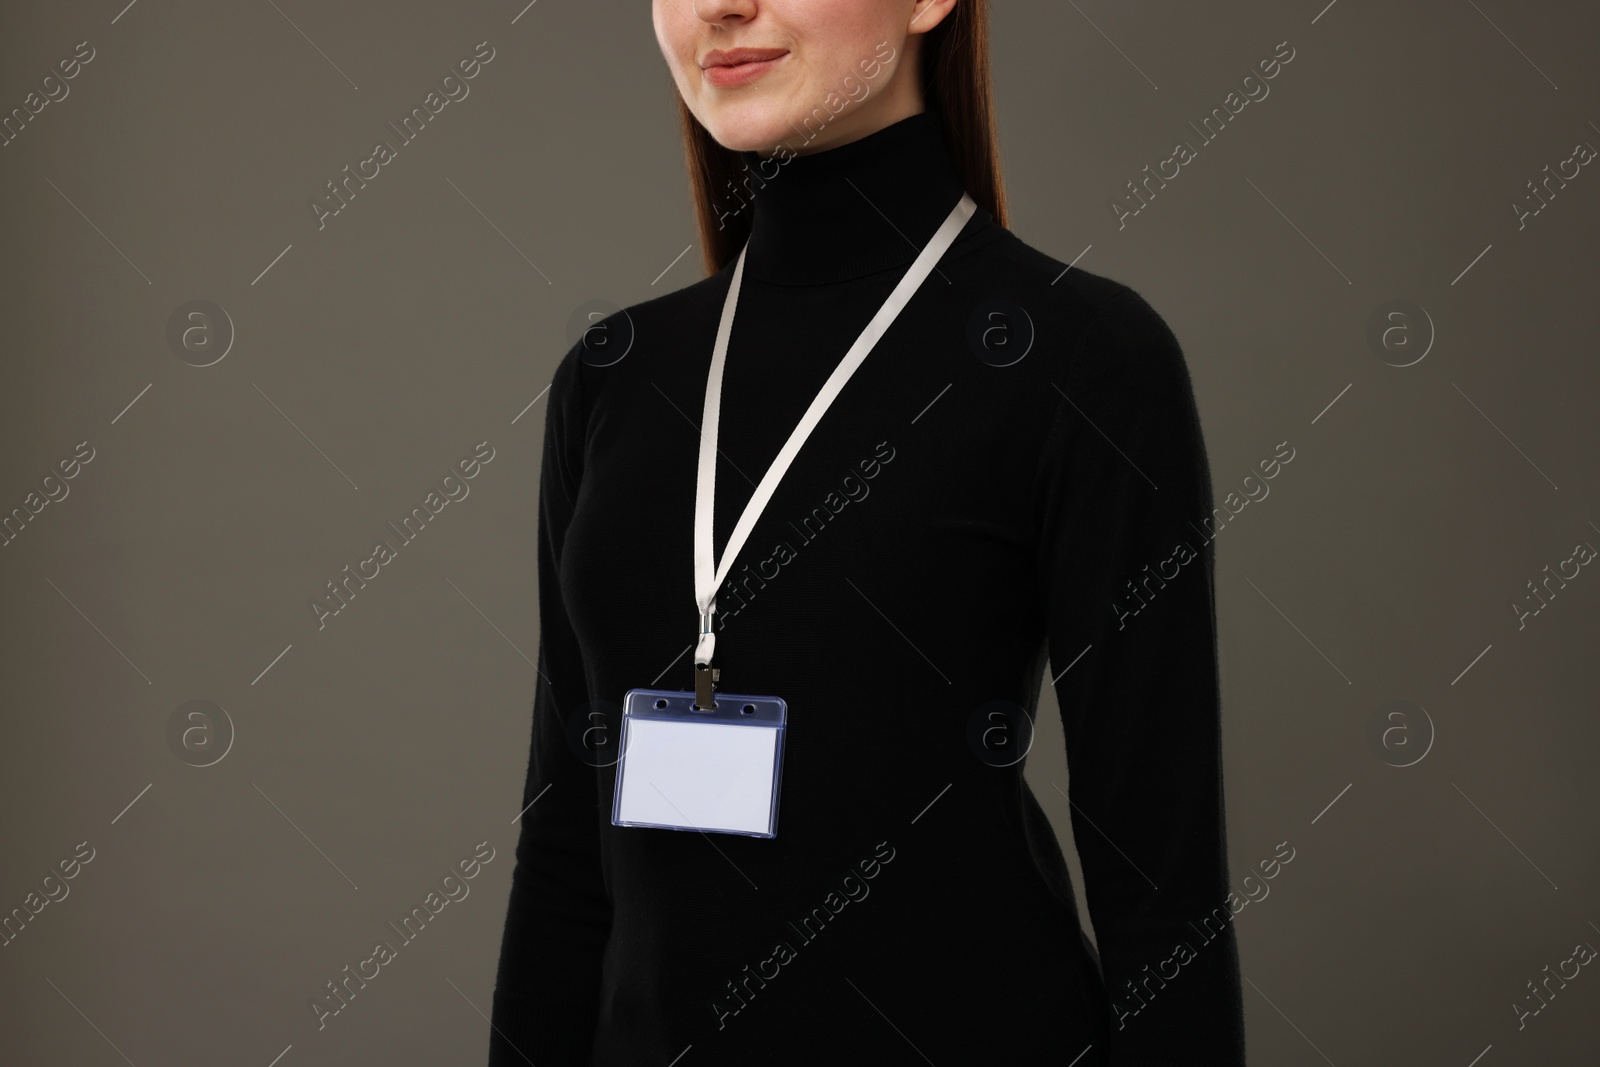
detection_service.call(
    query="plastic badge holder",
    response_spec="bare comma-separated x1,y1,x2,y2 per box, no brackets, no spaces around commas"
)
612,687,787,839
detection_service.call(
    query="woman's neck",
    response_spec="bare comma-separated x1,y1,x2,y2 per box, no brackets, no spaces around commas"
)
735,109,969,287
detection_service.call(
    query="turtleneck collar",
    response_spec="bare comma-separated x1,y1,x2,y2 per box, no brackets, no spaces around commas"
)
735,109,975,286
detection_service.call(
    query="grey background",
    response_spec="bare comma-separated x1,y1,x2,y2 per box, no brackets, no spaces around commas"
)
2,1,1596,1064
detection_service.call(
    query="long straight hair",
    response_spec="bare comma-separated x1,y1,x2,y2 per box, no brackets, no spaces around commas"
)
674,0,1006,277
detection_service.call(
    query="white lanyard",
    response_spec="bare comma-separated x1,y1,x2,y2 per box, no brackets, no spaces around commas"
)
692,190,977,678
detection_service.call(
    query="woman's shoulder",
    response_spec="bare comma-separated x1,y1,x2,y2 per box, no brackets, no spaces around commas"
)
967,228,1207,494
543,265,733,409
958,221,1190,393
971,221,1173,330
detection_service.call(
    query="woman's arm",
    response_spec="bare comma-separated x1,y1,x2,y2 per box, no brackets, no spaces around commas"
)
489,350,613,1065
1034,286,1247,1065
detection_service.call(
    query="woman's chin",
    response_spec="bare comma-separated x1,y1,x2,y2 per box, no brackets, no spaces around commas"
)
697,105,806,155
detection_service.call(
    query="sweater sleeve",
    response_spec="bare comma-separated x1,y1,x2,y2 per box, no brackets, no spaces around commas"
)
1033,287,1247,1065
488,350,613,1065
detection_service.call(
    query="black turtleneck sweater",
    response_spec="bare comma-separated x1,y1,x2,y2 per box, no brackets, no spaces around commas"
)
488,110,1246,1066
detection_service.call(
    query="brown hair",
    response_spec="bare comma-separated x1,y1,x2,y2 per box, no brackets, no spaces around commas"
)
674,0,1006,276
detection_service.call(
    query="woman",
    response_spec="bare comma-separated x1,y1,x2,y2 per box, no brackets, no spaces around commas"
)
489,1,1246,1063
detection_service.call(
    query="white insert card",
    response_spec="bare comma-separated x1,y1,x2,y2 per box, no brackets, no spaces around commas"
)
614,717,780,836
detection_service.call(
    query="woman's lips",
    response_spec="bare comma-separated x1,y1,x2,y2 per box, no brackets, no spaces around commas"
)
702,51,788,89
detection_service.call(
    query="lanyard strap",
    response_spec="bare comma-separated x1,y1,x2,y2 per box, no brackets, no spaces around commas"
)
692,190,976,676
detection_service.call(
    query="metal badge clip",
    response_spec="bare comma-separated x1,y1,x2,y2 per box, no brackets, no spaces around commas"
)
693,662,720,711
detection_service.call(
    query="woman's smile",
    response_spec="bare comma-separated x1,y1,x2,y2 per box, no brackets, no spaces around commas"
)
700,47,791,89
